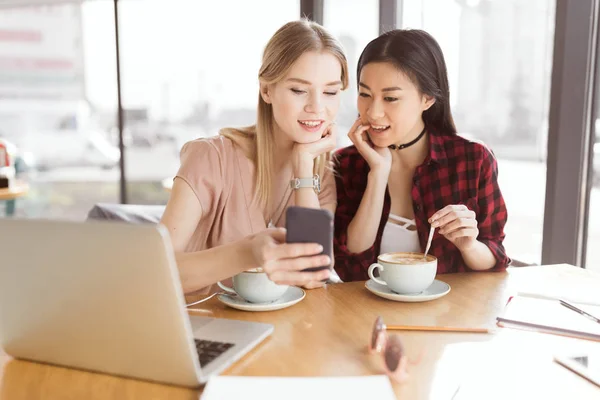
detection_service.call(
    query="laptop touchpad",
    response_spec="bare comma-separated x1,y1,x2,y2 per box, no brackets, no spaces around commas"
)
189,316,213,333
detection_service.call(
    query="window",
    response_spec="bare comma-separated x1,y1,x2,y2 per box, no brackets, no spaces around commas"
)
0,1,119,219
116,0,300,204
324,0,379,148
586,111,600,271
400,0,556,265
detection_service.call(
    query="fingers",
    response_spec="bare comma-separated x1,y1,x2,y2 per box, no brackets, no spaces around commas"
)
319,129,337,153
264,253,330,273
262,227,287,243
430,205,474,228
353,125,371,144
360,129,371,146
323,122,337,139
437,213,477,235
302,280,327,289
430,204,466,223
262,242,325,264
348,123,371,145
350,126,377,158
327,124,338,143
268,268,331,287
427,205,480,248
254,231,332,287
302,125,337,156
263,253,331,285
443,227,479,241
347,117,363,138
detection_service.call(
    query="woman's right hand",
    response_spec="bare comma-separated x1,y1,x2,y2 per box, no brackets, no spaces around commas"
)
347,118,392,176
247,228,331,287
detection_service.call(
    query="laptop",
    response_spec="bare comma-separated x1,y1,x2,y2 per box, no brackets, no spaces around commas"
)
0,218,273,387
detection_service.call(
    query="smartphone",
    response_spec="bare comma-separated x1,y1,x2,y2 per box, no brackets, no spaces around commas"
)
554,355,600,388
285,206,333,272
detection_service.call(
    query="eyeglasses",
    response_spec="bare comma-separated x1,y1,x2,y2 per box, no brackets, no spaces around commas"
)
370,316,420,383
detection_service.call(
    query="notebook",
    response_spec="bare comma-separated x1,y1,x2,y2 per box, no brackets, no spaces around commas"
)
200,375,397,400
496,295,600,341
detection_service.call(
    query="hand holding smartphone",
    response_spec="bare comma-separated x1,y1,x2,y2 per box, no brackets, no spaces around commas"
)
285,206,334,272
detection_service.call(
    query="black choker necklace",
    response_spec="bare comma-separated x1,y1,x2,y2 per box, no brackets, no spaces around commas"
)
388,127,427,150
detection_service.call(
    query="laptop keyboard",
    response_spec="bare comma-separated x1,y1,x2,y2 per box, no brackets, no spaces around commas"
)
194,339,235,367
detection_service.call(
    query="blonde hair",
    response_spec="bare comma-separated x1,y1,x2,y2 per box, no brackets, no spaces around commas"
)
221,19,349,211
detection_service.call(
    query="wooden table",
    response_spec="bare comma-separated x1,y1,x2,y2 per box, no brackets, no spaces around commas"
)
0,182,28,217
1,264,599,399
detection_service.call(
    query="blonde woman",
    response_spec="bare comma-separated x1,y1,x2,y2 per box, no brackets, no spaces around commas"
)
161,20,348,294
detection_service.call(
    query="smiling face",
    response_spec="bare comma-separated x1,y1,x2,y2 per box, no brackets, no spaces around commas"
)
357,61,435,148
260,51,343,144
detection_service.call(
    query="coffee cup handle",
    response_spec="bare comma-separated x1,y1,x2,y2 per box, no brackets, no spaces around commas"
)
368,263,387,286
217,281,236,295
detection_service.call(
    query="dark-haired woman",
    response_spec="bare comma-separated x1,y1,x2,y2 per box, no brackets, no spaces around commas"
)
333,29,510,281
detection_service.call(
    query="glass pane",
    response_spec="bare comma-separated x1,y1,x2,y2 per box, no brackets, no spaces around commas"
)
324,0,379,148
400,0,556,265
0,1,119,220
586,113,600,270
116,0,300,204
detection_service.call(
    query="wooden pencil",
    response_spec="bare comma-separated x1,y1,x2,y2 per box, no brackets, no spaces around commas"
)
386,325,490,333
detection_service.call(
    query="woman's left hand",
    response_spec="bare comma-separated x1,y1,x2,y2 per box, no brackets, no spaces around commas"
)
292,123,337,174
429,205,479,251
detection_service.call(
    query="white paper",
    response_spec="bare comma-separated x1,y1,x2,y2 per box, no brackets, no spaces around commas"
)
201,375,396,400
437,340,600,399
517,291,600,307
510,265,600,306
501,296,600,337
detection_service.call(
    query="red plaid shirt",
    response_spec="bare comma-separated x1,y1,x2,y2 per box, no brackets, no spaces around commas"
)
333,129,510,282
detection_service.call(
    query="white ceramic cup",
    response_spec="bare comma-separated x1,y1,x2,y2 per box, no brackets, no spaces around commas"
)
217,269,289,303
368,252,437,295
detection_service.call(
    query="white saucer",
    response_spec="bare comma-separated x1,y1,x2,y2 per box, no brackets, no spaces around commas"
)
365,279,451,303
217,286,306,312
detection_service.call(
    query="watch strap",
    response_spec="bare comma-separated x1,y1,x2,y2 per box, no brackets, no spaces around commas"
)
290,174,321,194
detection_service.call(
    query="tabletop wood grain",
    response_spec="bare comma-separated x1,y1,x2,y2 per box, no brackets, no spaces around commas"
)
1,264,599,399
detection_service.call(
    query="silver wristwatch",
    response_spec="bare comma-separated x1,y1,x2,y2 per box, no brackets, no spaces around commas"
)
290,174,321,194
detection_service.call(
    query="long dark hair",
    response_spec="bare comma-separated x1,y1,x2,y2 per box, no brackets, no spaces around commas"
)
357,29,457,135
